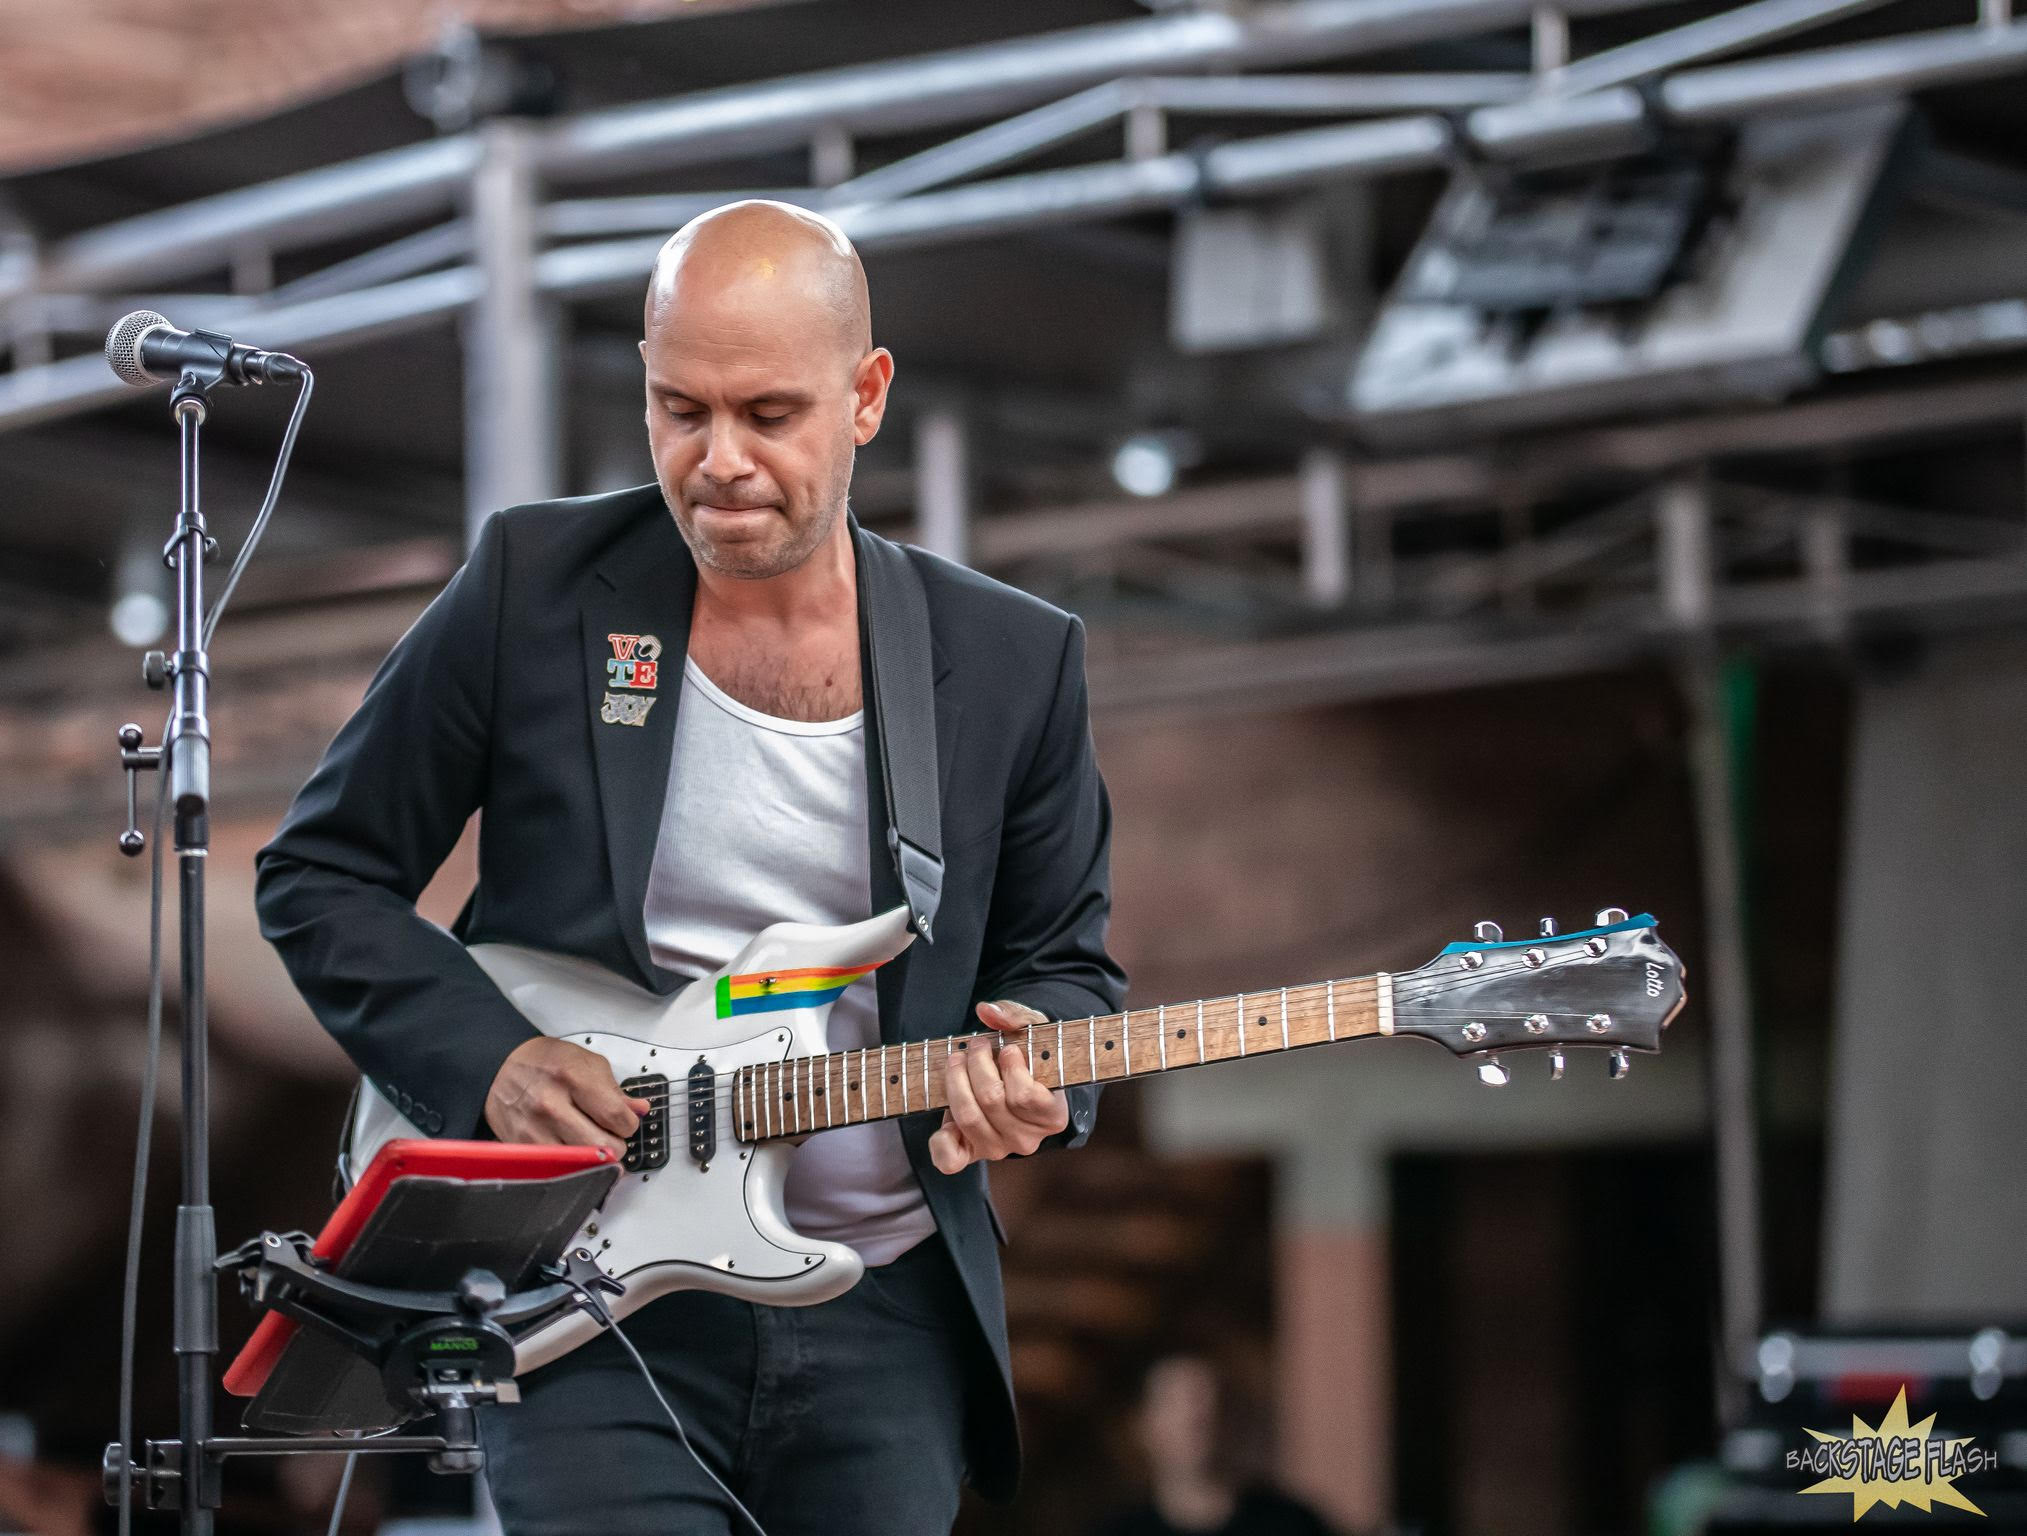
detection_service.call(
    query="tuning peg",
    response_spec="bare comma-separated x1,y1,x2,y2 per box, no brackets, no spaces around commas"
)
1473,921,1503,943
1538,916,1558,937
1608,1048,1630,1080
1595,907,1628,926
1547,1049,1565,1081
1477,1056,1510,1087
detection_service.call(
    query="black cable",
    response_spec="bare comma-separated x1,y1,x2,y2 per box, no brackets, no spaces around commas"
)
116,760,170,1536
603,1315,770,1536
325,1447,358,1536
205,366,314,646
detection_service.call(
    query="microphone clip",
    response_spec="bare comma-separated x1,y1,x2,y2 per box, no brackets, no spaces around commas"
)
170,331,247,404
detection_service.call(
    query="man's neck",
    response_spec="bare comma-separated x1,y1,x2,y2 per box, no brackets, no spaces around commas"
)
691,515,856,631
685,513,863,722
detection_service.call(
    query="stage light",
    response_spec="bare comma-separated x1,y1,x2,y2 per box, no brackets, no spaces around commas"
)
110,590,169,647
1112,433,1179,498
109,537,170,646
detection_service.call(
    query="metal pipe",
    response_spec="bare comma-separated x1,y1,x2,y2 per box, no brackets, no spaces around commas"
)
537,0,1672,181
1300,446,1351,607
1146,70,1533,112
543,190,813,241
1662,18,2027,119
1680,648,1765,1422
264,219,470,307
1545,0,1894,96
825,81,1133,208
913,406,972,566
465,123,559,543
0,266,477,432
21,137,480,302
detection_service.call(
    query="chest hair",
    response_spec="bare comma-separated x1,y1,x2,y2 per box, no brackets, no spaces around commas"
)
697,644,862,724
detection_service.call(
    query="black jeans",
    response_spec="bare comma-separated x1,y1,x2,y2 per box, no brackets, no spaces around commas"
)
478,1234,982,1536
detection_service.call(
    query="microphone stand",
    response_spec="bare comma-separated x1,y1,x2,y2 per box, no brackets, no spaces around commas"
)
115,367,224,1531
167,372,219,1534
104,360,239,1529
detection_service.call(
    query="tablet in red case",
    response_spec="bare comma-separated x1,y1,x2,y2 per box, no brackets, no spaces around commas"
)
223,1139,615,1401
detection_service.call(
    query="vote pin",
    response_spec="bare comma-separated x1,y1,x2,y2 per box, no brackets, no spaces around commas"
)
599,631,662,726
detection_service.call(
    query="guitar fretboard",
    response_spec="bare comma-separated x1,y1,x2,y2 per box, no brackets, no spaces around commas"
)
731,974,1392,1143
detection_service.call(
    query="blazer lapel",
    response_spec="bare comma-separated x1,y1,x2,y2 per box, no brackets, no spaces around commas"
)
583,511,696,989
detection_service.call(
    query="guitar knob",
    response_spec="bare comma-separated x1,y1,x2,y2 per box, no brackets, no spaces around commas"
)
1608,1048,1630,1080
1539,916,1558,937
1595,907,1628,926
1547,1049,1565,1081
1473,921,1504,943
1477,1056,1510,1087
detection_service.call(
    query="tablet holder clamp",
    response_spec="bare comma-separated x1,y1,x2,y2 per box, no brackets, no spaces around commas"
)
103,1238,621,1511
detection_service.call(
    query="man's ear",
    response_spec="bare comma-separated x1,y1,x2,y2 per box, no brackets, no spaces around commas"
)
853,347,895,446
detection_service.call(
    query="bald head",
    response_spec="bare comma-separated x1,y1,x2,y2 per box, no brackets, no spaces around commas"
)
639,199,895,582
645,200,870,372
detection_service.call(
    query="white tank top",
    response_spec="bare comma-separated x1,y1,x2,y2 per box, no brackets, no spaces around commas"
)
641,656,935,1267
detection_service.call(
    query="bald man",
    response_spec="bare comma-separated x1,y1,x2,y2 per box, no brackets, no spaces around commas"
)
255,200,1127,1534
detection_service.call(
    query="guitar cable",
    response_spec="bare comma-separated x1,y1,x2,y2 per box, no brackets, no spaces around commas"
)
116,760,169,1536
565,1276,773,1536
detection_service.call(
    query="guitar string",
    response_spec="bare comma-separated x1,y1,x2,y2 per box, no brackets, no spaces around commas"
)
575,951,1635,1129
577,949,1616,1111
594,944,1589,1097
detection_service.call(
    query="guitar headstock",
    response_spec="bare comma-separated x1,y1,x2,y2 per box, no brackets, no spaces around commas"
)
1391,909,1685,1083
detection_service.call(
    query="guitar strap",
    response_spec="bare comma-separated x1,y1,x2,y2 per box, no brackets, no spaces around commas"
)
852,517,945,944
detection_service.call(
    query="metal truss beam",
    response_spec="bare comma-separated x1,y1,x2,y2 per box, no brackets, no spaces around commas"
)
1,0,1671,306
536,0,1665,181
9,18,2027,440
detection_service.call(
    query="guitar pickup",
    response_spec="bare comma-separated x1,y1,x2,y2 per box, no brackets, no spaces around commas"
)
619,1074,669,1173
685,1059,716,1167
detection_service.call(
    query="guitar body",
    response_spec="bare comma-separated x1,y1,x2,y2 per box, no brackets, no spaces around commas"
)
346,906,918,1372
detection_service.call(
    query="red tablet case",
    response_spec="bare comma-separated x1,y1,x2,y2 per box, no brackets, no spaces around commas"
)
223,1139,614,1400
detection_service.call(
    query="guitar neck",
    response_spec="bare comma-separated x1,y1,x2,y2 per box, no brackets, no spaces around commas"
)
731,973,1394,1144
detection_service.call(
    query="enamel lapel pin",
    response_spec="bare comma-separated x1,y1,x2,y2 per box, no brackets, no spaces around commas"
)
600,632,661,727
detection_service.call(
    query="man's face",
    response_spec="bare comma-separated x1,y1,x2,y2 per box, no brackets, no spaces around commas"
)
641,276,881,581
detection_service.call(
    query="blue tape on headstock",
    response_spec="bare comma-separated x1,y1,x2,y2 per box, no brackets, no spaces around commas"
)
1436,912,1658,956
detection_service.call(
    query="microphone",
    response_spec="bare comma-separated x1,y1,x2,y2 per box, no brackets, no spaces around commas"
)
104,310,306,388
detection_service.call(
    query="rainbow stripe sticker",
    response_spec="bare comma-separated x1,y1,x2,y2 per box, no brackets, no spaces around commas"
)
715,964,879,1018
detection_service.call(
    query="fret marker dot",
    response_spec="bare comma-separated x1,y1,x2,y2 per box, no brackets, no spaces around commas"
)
888,1074,899,1084
1256,1016,1268,1028
1040,1050,1050,1060
848,1081,858,1092
1104,1040,1115,1050
1176,1029,1185,1038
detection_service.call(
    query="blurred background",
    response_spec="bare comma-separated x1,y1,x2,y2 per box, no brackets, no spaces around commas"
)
3,0,2026,1531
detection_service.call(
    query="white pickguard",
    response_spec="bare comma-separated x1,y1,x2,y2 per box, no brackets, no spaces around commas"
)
346,906,917,1373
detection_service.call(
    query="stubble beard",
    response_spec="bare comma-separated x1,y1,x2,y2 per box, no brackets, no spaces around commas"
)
664,449,855,581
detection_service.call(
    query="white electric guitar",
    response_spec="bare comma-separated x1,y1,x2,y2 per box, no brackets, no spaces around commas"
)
348,905,1685,1372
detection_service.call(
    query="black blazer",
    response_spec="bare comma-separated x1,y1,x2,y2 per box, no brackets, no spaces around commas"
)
254,484,1128,1501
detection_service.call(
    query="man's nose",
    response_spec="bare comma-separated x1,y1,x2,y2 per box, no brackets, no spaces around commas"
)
698,415,754,481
